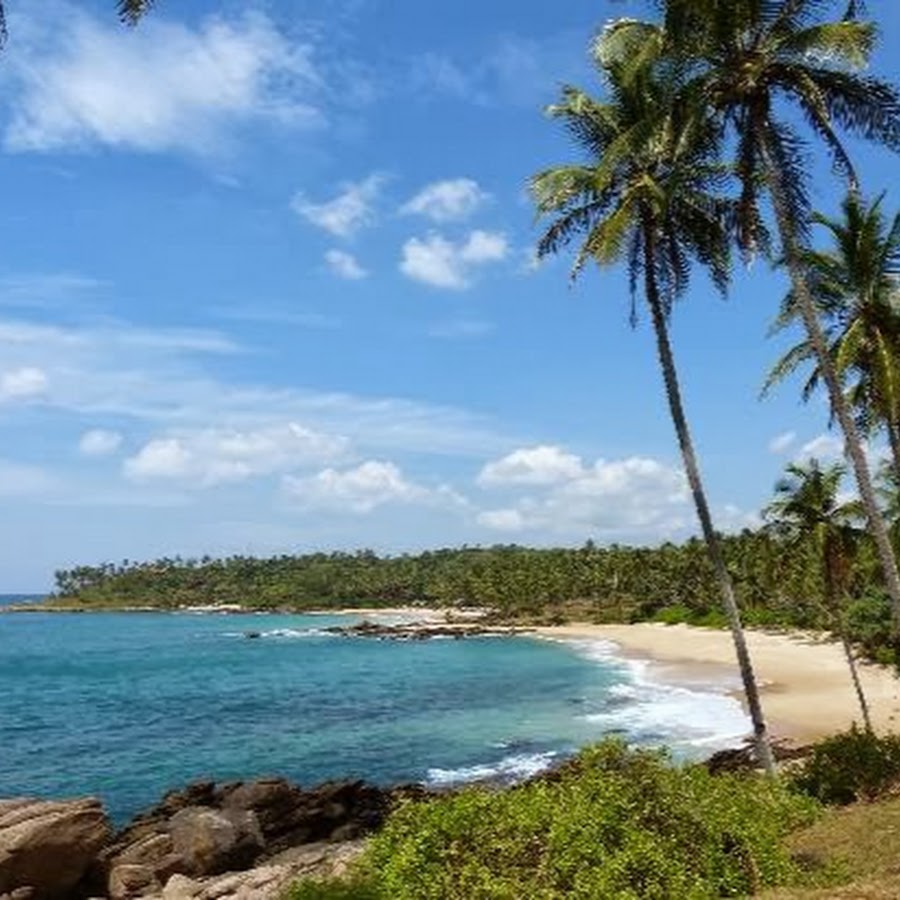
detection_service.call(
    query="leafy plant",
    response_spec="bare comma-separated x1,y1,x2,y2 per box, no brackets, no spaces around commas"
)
791,728,900,805
294,740,819,899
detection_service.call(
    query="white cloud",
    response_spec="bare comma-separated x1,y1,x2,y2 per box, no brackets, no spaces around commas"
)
478,445,583,487
797,433,844,462
283,460,434,513
401,178,489,222
0,366,48,400
78,429,123,457
3,9,321,155
476,508,526,532
124,423,349,486
768,431,796,454
0,314,508,465
291,174,385,238
400,230,508,289
325,249,368,281
478,452,693,539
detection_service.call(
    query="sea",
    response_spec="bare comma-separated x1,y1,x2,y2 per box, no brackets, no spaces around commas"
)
0,597,751,824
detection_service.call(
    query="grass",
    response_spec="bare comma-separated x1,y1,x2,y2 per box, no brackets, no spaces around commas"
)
762,795,900,898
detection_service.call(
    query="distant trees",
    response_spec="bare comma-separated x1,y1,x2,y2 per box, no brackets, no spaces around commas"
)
765,460,872,732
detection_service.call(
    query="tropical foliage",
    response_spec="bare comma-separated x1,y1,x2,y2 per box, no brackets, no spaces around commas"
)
764,459,872,730
605,0,900,642
532,2,775,772
766,193,900,481
290,740,821,900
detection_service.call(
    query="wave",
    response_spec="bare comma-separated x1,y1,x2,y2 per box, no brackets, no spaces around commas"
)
562,639,751,754
426,750,559,787
222,628,332,640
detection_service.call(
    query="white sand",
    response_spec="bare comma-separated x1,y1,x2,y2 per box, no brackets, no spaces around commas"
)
535,623,900,743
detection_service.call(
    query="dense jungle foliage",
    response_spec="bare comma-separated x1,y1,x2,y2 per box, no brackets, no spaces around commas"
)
48,529,898,661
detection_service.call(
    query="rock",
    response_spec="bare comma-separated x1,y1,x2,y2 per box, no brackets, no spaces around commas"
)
0,797,111,899
218,779,305,840
108,864,162,900
167,808,264,877
161,874,199,900
146,841,368,900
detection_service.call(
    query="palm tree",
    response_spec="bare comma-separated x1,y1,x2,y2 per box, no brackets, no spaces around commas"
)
531,62,776,773
603,0,900,637
765,193,900,484
764,459,872,731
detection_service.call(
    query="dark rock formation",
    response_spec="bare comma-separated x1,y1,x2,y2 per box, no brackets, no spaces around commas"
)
98,776,430,898
324,620,529,641
0,797,111,899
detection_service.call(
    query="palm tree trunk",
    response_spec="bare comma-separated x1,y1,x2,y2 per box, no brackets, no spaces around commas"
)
641,214,776,776
761,137,900,640
887,419,900,489
824,537,873,731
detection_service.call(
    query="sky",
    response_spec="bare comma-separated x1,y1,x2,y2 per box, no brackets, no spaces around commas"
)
1,0,900,591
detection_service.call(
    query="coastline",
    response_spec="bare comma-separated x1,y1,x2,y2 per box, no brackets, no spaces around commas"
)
535,622,900,744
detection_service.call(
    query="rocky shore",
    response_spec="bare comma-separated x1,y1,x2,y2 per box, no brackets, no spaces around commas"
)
0,777,430,900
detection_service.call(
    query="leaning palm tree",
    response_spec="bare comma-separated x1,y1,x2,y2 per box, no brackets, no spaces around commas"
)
602,0,900,636
765,193,900,484
765,459,872,732
531,63,776,773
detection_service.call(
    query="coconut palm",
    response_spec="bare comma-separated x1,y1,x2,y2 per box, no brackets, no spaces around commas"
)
764,459,872,731
531,62,776,773
765,193,900,484
602,0,900,635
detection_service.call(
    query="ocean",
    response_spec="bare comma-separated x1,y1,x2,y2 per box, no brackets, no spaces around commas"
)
0,604,751,824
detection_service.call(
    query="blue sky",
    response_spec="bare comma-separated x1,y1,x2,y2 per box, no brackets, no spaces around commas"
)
1,0,899,590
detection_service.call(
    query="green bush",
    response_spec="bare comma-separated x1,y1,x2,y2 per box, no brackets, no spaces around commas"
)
844,593,898,667
286,877,381,899
652,604,694,625
791,727,900,805
298,740,819,899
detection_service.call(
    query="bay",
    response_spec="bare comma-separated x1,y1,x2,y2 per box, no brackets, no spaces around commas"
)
0,609,750,823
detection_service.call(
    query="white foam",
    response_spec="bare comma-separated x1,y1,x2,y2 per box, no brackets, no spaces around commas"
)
563,638,751,755
426,751,558,786
223,628,330,640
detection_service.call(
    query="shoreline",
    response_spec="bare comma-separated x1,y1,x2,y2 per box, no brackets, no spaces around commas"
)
535,623,900,744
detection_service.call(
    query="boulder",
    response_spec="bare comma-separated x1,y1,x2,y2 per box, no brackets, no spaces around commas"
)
0,797,111,899
167,807,264,877
108,864,162,900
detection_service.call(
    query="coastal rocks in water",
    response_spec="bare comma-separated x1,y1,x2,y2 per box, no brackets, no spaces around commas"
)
324,619,529,641
0,797,111,899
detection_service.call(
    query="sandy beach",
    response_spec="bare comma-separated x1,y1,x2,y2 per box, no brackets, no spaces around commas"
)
535,623,900,744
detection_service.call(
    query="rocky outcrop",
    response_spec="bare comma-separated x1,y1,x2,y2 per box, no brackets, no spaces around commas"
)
0,797,111,899
97,777,428,899
0,775,428,899
322,620,530,641
148,841,366,900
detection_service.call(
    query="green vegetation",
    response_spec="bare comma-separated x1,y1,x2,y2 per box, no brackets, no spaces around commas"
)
790,728,900,806
49,522,900,659
289,741,821,900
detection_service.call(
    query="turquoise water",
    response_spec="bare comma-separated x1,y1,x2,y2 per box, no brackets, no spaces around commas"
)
0,609,750,823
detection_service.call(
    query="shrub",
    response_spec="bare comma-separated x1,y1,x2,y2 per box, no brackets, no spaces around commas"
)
791,727,900,805
298,740,819,899
286,876,381,899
